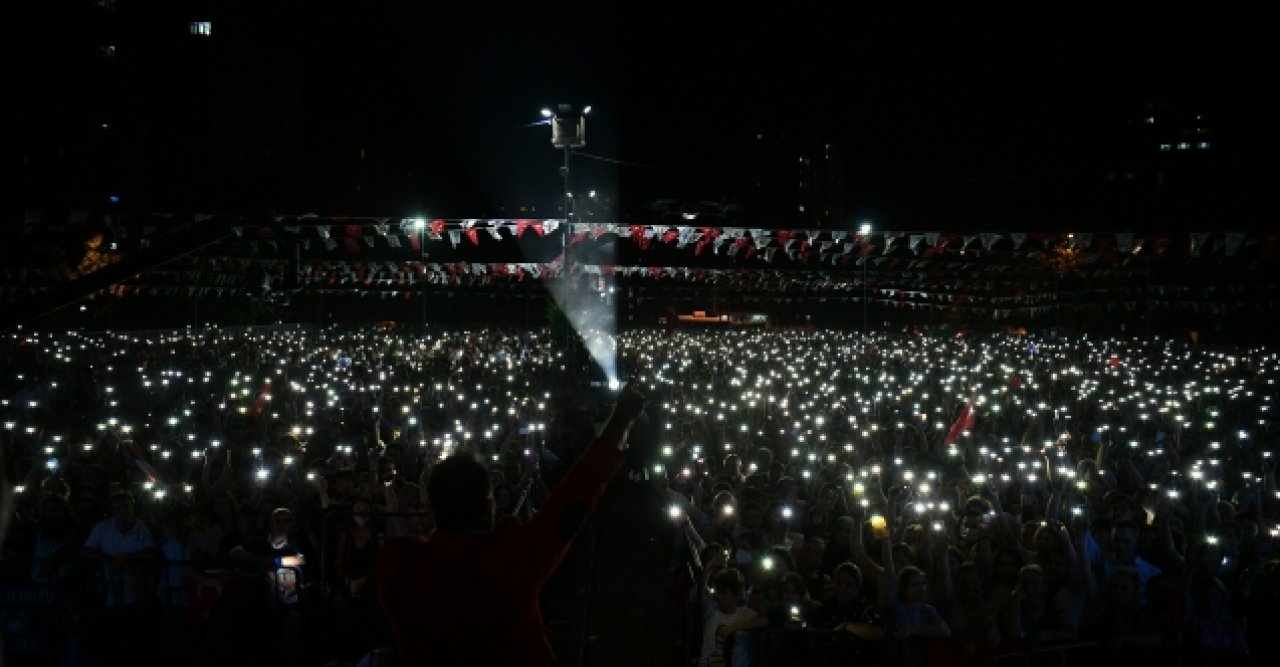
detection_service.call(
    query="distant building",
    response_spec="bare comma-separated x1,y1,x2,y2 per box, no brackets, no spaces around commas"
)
1097,100,1218,226
747,125,845,229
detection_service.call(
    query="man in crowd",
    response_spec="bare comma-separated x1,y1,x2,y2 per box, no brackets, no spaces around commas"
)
81,490,159,666
374,383,647,665
1093,519,1162,607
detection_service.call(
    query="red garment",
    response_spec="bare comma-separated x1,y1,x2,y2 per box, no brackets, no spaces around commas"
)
375,439,623,665
945,392,977,444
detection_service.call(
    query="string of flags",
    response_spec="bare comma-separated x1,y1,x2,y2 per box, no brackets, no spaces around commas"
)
21,210,1278,260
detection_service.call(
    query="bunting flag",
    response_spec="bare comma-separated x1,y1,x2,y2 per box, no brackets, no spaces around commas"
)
945,391,977,445
121,440,160,483
10,211,1274,319
1225,233,1245,256
1260,235,1278,258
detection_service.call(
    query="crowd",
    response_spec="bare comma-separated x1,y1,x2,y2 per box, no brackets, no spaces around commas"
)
1,325,612,666
648,329,1279,666
2,324,1278,667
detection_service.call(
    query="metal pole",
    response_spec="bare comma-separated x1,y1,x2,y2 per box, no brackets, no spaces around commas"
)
421,228,427,331
863,258,868,331
562,147,572,336
562,146,571,283
563,147,571,225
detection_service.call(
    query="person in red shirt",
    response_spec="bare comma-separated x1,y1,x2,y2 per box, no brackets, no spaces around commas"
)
374,383,647,665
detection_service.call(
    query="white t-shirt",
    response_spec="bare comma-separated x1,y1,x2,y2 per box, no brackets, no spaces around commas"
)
84,518,156,607
700,603,759,667
157,538,196,607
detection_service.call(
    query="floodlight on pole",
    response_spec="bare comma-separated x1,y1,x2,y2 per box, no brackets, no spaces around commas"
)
409,216,430,327
548,104,588,266
860,222,873,331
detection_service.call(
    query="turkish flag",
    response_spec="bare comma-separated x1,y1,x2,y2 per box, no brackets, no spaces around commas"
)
945,392,977,444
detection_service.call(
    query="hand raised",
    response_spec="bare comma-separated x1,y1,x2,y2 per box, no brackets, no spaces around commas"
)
612,383,648,422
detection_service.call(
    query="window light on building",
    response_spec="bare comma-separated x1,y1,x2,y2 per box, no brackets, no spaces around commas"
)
191,21,212,36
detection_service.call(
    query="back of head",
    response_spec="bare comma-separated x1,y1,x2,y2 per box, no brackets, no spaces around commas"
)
711,567,745,598
427,453,493,532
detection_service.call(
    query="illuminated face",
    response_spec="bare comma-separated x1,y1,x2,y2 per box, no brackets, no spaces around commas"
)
39,499,67,523
1040,552,1066,581
271,510,295,535
1206,583,1227,615
1020,572,1047,598
1106,575,1137,606
1109,503,1134,522
832,572,860,602
712,586,738,614
494,486,513,510
995,554,1019,580
781,582,804,606
904,573,927,603
957,571,983,599
1112,527,1138,563
110,498,135,526
1034,527,1057,553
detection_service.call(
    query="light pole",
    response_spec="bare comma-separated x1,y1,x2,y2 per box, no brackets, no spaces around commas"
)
413,218,426,330
544,104,589,273
860,222,872,331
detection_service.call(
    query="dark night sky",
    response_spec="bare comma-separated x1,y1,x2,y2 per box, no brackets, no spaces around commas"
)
418,3,1278,229
17,2,1280,230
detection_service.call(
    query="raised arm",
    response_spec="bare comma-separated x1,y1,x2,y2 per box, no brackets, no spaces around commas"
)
848,505,885,585
879,528,897,614
519,385,646,585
